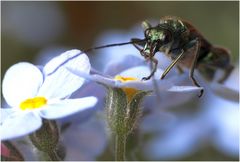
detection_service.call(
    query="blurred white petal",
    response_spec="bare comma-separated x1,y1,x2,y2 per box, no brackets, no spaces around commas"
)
43,49,88,75
0,112,42,140
68,65,193,93
1,108,16,124
38,50,90,99
115,79,173,91
119,66,164,80
168,86,203,92
67,68,116,87
104,55,145,76
39,97,97,119
2,62,43,107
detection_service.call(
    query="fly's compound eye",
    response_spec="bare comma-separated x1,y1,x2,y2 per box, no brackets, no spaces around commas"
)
162,30,172,44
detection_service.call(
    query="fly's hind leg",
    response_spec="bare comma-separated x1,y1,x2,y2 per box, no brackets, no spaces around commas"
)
187,38,204,97
218,65,234,83
177,65,184,74
209,45,234,83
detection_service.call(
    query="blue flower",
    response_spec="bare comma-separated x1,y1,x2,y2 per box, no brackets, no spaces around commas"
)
1,49,97,140
68,55,203,105
141,67,239,160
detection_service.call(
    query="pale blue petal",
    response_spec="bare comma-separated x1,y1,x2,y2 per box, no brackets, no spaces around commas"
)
210,83,239,102
39,97,97,119
92,29,143,71
202,92,239,157
2,62,43,107
140,111,176,132
38,50,90,99
0,112,42,140
63,117,107,160
143,119,207,160
104,55,145,76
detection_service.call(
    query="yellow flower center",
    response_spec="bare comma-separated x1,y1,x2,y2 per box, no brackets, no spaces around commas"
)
114,75,139,101
20,97,47,111
114,75,138,82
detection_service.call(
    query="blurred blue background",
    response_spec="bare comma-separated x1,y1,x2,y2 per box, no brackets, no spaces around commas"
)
1,1,239,161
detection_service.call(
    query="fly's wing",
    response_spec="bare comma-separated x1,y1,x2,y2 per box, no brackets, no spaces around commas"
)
182,20,211,46
183,20,233,83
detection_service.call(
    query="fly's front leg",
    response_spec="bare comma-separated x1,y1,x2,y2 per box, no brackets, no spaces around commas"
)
142,42,159,81
161,49,185,79
187,38,204,97
142,57,158,80
131,38,147,57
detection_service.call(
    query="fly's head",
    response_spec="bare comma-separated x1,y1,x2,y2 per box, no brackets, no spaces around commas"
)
141,20,174,56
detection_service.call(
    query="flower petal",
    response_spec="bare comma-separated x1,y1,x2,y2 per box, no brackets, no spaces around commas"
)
119,66,164,80
0,112,42,140
210,83,239,103
2,62,43,107
1,108,15,124
115,74,189,91
67,68,117,87
168,86,203,92
143,119,207,160
63,116,107,160
39,97,97,119
38,50,90,99
104,55,145,76
92,28,143,71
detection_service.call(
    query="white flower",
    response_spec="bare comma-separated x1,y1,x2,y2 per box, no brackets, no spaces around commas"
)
1,49,98,140
68,55,203,101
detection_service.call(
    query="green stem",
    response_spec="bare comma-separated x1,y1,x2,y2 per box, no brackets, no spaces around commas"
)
115,133,127,161
48,149,62,161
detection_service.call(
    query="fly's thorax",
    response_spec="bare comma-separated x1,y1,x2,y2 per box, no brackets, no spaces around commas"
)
159,16,187,34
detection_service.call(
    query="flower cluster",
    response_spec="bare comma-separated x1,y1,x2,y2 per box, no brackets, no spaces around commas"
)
1,41,238,160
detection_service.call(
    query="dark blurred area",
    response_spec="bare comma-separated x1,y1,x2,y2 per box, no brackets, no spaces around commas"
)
1,1,239,161
1,1,239,79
